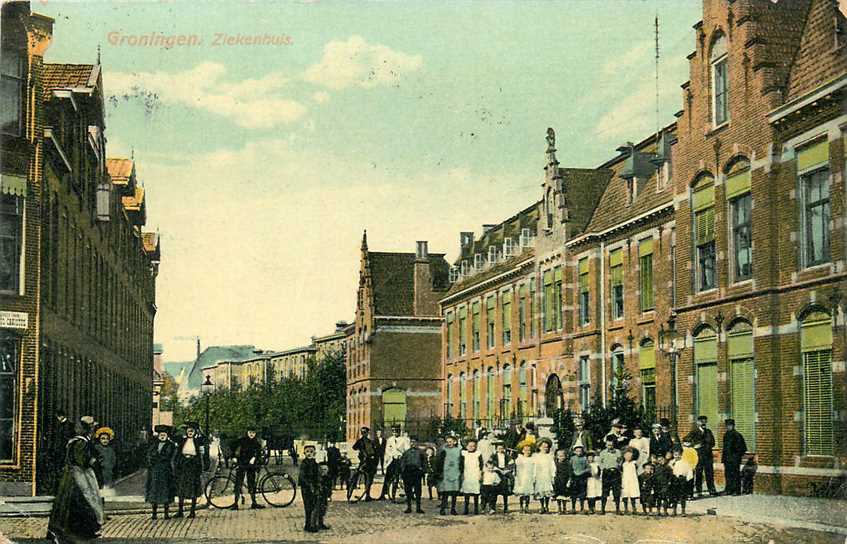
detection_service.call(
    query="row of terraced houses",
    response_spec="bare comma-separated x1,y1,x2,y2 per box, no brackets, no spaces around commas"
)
1,2,161,495
347,0,847,496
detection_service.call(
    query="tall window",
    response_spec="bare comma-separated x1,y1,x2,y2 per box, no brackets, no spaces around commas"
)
578,258,590,325
502,365,512,417
639,238,654,311
0,195,23,293
543,269,554,332
486,296,495,349
518,362,528,416
459,372,467,420
518,284,527,342
472,370,481,421
471,301,481,353
446,374,453,417
529,280,536,338
445,312,454,360
611,347,625,400
801,311,834,456
639,339,656,420
501,290,512,346
578,356,590,410
486,367,495,420
695,328,719,444
693,176,716,291
728,321,755,451
610,248,624,320
1,45,24,136
553,266,563,330
711,34,729,127
0,333,18,462
797,139,831,267
458,307,467,356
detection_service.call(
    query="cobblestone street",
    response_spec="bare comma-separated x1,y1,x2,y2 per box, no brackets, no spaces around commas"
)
1,490,843,544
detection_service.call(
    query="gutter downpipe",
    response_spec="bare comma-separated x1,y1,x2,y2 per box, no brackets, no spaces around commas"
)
599,240,607,407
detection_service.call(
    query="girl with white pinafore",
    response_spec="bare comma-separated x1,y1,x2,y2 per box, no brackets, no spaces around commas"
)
460,439,484,515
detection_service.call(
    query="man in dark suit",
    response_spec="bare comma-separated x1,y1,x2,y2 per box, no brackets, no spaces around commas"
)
649,422,673,460
684,415,717,496
721,419,747,496
299,445,322,532
325,440,341,489
232,425,265,509
351,427,379,501
569,417,594,453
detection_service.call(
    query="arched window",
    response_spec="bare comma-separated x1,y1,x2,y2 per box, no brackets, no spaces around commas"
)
801,311,834,456
518,362,528,416
728,320,755,451
486,367,495,421
711,33,729,126
610,345,625,397
544,373,563,416
459,372,467,420
639,339,656,419
694,327,719,441
693,174,717,292
472,370,481,421
502,365,512,418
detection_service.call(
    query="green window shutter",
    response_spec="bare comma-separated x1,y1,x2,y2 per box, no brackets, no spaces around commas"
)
696,362,719,432
554,266,563,282
727,327,753,359
458,306,467,319
695,207,716,245
801,312,833,352
639,341,656,370
609,248,623,267
694,330,718,362
803,350,833,456
726,170,751,200
519,285,527,298
610,265,623,286
638,238,653,257
797,139,829,172
446,312,454,324
486,296,495,311
640,253,653,311
543,270,553,286
692,178,716,211
731,358,755,452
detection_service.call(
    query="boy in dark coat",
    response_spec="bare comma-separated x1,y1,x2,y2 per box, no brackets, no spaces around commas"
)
351,427,380,501
721,419,747,495
232,426,265,510
145,425,176,519
338,452,352,490
399,436,425,513
652,455,672,516
638,463,656,514
326,441,341,489
173,422,210,518
300,445,328,532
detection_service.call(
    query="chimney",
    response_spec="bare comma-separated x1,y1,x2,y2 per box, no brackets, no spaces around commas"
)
413,241,436,316
416,241,428,261
196,338,201,362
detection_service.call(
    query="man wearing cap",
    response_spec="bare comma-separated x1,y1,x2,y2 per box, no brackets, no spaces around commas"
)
352,426,379,501
683,415,717,497
145,425,176,519
379,426,408,500
650,422,673,461
174,422,209,518
604,419,629,451
300,444,328,532
569,418,594,453
721,419,747,496
232,425,265,509
400,436,426,513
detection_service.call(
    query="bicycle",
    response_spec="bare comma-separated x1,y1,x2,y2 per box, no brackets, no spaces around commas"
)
205,461,297,509
346,462,378,503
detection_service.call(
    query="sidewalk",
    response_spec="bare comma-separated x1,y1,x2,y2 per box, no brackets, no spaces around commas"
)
686,494,847,536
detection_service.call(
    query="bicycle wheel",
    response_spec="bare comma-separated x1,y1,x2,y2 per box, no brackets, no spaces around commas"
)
348,472,368,503
206,475,238,509
262,473,297,508
390,477,405,504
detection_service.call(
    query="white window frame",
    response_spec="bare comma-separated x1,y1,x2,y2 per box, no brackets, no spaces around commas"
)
711,36,729,128
799,165,831,269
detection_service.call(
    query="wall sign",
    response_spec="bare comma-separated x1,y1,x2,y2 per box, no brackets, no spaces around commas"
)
0,311,28,330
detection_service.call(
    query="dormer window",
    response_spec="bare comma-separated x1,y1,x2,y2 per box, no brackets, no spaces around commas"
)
461,259,470,276
474,253,484,270
488,245,498,264
503,237,514,257
711,34,729,127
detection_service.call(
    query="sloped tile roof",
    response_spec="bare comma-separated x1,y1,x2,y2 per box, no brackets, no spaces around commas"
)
369,252,450,316
142,232,159,253
186,345,260,389
445,249,534,297
121,186,144,211
459,201,541,264
785,0,847,101
42,63,96,100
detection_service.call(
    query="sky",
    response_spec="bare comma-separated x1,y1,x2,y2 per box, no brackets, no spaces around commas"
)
35,0,702,363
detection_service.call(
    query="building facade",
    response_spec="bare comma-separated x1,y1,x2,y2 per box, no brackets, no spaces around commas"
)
0,1,161,496
346,235,450,441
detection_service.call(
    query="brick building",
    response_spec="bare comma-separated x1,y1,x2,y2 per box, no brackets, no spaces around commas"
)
439,130,609,426
346,233,450,441
0,1,161,496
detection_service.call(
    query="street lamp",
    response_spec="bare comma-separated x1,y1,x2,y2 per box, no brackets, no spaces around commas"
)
658,311,680,427
201,375,214,438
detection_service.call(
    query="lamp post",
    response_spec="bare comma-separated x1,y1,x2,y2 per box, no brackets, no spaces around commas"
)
201,375,214,437
659,312,680,427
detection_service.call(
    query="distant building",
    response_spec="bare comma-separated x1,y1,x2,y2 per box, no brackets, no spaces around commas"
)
152,344,171,426
181,343,259,400
346,235,450,441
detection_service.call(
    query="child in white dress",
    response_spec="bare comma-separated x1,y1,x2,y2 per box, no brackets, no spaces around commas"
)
620,447,641,514
480,460,501,514
461,438,483,515
533,438,556,514
586,450,602,514
512,444,536,513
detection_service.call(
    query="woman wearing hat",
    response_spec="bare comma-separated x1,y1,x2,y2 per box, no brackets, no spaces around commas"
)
47,416,105,542
173,422,209,518
145,425,176,519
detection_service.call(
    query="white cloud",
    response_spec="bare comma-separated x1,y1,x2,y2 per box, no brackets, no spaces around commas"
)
311,90,331,104
143,138,521,361
106,62,308,129
303,35,423,90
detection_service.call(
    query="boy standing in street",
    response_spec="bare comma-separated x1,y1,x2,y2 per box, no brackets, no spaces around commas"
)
399,436,425,514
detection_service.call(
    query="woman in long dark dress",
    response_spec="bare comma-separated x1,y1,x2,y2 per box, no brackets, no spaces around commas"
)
47,416,105,543
173,422,209,518
145,425,177,519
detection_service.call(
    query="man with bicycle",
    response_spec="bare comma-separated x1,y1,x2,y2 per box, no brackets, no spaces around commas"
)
352,426,379,501
231,425,266,510
379,426,408,500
